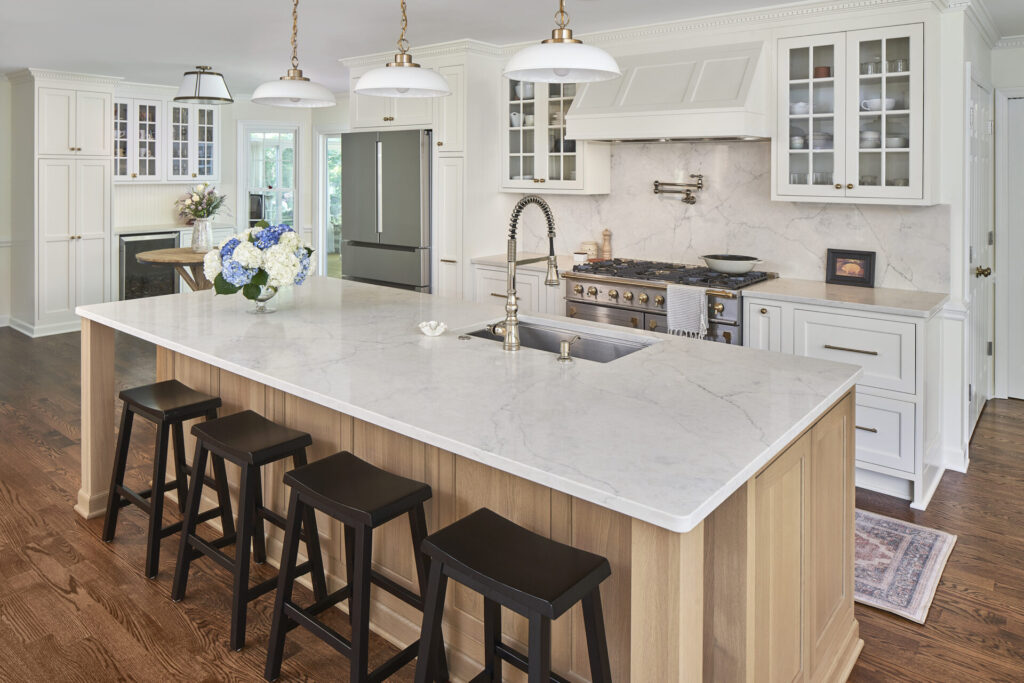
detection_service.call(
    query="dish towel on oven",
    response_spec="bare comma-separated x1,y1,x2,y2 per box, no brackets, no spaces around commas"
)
666,284,708,339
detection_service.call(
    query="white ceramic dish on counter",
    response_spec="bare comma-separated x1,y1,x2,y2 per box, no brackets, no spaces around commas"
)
702,254,762,274
418,321,448,337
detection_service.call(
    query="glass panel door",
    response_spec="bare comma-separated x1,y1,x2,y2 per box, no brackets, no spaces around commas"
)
135,101,158,178
322,134,342,278
547,83,577,185
169,104,191,180
113,101,129,178
246,127,297,227
506,79,536,186
196,107,216,178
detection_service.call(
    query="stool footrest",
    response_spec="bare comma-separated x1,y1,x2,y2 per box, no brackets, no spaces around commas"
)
187,535,236,573
370,569,422,611
495,642,571,683
283,585,353,635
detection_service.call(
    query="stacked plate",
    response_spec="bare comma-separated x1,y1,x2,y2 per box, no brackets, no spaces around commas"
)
811,131,833,150
885,136,908,149
860,130,881,149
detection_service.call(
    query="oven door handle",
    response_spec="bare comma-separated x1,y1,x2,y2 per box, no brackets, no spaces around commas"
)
709,319,739,327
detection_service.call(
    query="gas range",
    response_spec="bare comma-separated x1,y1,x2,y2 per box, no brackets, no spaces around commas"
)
562,259,775,345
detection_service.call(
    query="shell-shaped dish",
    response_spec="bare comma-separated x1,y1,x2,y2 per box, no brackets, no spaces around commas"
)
418,321,448,337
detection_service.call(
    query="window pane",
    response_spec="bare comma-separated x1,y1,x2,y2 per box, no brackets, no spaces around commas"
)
282,147,294,189
281,191,294,226
264,145,278,188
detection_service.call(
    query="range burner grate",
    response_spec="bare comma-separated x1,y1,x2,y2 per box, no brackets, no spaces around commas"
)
572,259,771,290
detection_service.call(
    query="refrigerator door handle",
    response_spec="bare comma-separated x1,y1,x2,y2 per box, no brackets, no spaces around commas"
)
376,139,384,234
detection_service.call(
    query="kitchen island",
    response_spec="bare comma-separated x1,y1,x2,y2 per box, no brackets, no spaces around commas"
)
76,277,862,682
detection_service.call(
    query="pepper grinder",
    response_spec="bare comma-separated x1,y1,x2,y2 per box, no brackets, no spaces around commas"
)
601,229,612,259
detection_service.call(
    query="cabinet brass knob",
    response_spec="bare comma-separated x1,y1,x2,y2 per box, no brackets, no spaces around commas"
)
834,183,842,190
538,178,546,183
760,308,768,314
192,173,197,178
437,141,443,146
847,183,854,190
131,173,137,178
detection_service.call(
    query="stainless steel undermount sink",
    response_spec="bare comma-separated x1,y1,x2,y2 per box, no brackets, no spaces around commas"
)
468,320,655,363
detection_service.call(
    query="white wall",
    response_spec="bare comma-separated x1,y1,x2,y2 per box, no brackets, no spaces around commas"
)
993,46,1024,88
0,76,11,324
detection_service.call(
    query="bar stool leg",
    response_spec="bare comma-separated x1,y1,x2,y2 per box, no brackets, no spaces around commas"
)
171,444,209,602
170,421,189,513
343,524,356,625
101,405,134,542
251,468,268,565
409,503,449,682
210,454,235,540
483,598,502,682
292,449,328,601
264,490,304,682
144,421,171,579
414,561,448,683
582,589,612,683
527,613,552,683
348,524,373,683
230,464,258,651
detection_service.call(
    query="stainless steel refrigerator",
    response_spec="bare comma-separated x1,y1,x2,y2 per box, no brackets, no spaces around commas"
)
340,129,431,291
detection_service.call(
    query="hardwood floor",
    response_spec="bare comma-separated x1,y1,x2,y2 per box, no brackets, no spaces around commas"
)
2,325,1024,681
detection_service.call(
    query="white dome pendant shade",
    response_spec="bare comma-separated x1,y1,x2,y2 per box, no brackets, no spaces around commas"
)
353,0,450,98
174,66,233,104
252,0,336,108
504,0,620,84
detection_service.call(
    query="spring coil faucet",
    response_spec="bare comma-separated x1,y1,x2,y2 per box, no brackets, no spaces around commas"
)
489,195,560,351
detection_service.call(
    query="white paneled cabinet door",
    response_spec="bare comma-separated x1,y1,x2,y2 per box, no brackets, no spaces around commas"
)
776,33,847,199
435,65,465,152
351,80,390,128
75,159,110,306
435,157,464,298
844,24,924,201
76,91,112,156
38,87,75,155
37,159,76,322
746,302,782,352
391,94,432,127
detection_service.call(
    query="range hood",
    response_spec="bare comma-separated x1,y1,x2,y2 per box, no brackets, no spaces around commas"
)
565,42,770,142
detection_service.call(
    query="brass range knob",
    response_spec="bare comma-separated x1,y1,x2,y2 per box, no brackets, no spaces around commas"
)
623,291,634,301
573,284,584,294
608,289,618,300
587,286,598,297
638,292,649,304
654,295,665,306
713,303,725,314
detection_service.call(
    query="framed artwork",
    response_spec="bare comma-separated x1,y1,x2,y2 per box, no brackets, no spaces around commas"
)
825,249,876,288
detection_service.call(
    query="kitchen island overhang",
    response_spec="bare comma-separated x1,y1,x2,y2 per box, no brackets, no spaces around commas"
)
76,277,863,681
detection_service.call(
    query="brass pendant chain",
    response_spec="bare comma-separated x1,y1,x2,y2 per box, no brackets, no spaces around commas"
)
397,0,410,55
555,0,569,29
291,0,300,69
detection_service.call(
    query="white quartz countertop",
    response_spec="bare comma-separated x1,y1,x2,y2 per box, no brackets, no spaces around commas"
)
745,278,948,318
77,277,860,533
471,253,576,274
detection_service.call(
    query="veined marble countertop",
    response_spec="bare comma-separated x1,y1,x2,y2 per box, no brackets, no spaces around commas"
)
470,253,576,274
76,277,860,533
745,278,949,318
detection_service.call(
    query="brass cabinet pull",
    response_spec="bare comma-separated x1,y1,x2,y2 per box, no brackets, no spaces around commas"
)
824,344,878,356
440,258,457,264
835,183,842,190
706,289,737,299
130,172,137,178
847,183,854,190
192,173,197,178
437,141,443,146
856,425,878,433
760,308,768,314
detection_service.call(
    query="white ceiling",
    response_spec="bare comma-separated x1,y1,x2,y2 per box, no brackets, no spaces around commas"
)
982,0,1024,39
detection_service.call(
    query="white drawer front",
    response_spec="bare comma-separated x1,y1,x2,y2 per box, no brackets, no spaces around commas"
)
855,394,915,473
794,309,915,393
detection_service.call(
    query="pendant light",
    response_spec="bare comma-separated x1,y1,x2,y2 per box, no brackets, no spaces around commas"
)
353,0,450,98
174,66,233,104
252,0,336,108
504,0,620,83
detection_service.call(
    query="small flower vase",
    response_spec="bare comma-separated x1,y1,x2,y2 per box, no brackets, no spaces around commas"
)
250,286,278,314
191,218,214,253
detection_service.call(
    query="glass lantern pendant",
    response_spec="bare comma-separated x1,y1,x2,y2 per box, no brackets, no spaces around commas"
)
504,0,621,84
252,0,336,108
353,0,450,98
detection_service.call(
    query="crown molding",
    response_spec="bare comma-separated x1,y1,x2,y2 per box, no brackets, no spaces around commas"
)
5,68,122,86
996,34,1024,49
340,39,505,69
118,81,178,92
958,0,999,48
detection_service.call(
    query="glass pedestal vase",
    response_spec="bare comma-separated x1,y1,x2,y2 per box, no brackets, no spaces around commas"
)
191,218,214,253
250,286,278,314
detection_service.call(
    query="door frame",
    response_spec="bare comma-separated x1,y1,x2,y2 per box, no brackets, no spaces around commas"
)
235,121,301,233
993,87,1024,398
314,128,345,274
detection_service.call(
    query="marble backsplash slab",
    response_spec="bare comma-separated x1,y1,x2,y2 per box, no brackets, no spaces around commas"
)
505,141,950,293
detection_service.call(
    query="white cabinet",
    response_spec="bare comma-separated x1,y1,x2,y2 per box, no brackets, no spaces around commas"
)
111,99,219,183
855,394,915,473
502,79,610,194
434,65,465,153
113,99,162,181
774,23,925,204
38,87,112,157
165,102,219,182
745,302,782,352
434,157,464,298
350,76,434,129
472,262,564,315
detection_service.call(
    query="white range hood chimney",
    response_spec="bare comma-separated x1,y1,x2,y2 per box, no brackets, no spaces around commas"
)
566,42,770,142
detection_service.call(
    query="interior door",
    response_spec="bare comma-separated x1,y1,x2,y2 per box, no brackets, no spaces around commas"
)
1007,98,1024,397
379,130,427,248
969,77,994,431
341,132,380,243
75,159,111,306
37,158,75,321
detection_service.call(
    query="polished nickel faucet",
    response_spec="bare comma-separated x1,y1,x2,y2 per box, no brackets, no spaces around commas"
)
489,195,559,351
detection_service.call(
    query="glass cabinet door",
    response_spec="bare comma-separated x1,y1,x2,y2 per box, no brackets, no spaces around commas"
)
845,24,923,199
168,103,191,180
506,79,537,188
777,33,846,198
195,106,216,179
134,100,160,179
547,83,580,187
113,101,129,178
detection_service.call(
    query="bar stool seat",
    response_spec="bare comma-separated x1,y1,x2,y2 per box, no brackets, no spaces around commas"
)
264,451,447,683
101,380,232,580
171,410,328,652
415,507,613,683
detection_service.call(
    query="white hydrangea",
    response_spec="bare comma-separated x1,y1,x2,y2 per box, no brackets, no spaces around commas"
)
231,241,263,269
278,231,301,250
263,243,301,288
203,250,222,281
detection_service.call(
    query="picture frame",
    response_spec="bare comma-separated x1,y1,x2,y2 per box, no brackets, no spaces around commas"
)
825,249,876,288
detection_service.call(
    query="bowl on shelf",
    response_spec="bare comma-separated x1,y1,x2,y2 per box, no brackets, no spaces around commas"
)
860,139,881,149
860,98,897,111
890,178,910,186
885,136,909,148
791,136,807,149
790,102,810,115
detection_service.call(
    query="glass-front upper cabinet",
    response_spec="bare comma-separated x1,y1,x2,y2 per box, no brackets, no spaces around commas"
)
113,98,162,181
167,103,219,182
502,79,608,194
775,24,924,203
113,101,129,178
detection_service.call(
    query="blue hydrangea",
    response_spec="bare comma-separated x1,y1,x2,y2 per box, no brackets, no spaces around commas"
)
221,258,256,287
293,249,311,285
253,224,296,250
220,237,241,259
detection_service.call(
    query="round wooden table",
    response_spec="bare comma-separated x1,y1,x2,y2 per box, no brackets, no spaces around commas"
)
136,247,212,291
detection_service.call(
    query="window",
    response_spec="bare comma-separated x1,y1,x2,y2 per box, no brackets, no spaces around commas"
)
320,134,342,277
241,124,298,228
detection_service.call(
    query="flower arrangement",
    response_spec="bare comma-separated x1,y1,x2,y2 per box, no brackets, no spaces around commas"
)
175,183,227,221
204,221,314,304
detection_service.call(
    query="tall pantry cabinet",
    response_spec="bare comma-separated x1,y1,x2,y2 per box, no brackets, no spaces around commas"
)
9,69,118,337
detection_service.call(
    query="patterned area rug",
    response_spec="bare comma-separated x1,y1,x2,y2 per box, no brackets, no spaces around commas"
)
854,509,957,624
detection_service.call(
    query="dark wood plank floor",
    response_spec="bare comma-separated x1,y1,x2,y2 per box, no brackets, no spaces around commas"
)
1,326,1023,681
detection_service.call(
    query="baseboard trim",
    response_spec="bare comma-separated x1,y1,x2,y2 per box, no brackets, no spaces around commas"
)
9,317,81,338
944,442,970,473
74,488,108,520
0,315,9,327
